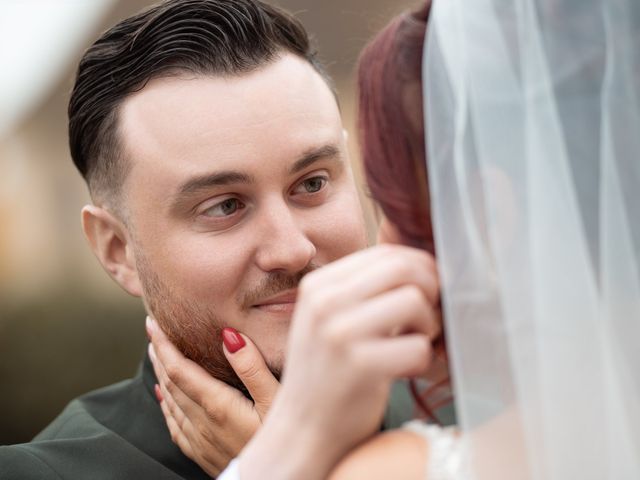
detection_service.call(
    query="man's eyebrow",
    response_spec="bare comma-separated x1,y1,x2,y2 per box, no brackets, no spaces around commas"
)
289,144,342,175
171,144,341,210
177,171,255,196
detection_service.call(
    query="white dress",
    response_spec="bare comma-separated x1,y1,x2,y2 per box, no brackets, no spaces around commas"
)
402,420,472,480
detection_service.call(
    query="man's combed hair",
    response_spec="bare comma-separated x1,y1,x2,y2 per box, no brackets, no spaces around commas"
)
69,0,329,206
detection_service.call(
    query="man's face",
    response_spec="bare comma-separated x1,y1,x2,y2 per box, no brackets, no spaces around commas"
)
118,54,367,387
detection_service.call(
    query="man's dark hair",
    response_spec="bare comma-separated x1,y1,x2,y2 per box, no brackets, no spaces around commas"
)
69,0,330,208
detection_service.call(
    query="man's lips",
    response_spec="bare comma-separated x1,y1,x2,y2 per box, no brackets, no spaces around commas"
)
253,289,297,313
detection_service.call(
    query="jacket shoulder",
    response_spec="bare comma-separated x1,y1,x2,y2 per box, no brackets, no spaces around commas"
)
0,444,62,479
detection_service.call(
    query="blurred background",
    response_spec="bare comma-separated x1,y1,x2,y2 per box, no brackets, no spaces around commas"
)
0,0,418,444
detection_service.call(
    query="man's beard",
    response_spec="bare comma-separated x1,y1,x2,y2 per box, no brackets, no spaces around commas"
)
136,250,315,398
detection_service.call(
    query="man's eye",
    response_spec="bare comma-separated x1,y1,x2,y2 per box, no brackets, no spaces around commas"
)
203,198,244,217
294,176,327,194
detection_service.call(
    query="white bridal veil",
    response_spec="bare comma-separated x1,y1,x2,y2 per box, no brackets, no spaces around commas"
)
425,0,640,478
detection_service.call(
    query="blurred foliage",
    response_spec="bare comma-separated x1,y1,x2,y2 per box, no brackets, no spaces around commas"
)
0,288,146,445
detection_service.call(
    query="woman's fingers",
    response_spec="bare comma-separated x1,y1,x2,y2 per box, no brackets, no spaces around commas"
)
159,392,226,477
298,245,438,322
148,341,198,427
327,285,441,342
333,247,438,305
353,334,432,378
158,390,193,458
222,330,280,420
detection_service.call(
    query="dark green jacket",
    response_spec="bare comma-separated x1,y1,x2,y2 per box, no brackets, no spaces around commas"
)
0,351,422,479
0,353,210,479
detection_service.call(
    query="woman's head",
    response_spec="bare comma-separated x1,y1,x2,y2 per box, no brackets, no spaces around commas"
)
358,4,433,252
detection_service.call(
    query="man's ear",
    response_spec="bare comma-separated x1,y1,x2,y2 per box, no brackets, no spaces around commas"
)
81,205,143,297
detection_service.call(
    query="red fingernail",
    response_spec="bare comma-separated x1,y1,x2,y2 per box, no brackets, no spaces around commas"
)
222,327,246,353
154,384,163,403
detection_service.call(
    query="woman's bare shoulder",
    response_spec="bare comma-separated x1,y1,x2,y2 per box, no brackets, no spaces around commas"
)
328,428,428,480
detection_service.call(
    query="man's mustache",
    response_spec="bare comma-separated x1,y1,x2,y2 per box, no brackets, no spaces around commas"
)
240,263,319,310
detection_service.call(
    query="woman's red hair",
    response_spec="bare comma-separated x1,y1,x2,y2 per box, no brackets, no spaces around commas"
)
358,3,433,251
357,2,452,424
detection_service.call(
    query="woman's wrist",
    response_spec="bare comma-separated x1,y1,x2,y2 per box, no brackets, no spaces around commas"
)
237,399,338,480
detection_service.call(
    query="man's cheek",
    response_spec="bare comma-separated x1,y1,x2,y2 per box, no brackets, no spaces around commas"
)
163,249,232,291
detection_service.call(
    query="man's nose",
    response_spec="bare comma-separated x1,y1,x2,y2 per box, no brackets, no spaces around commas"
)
254,201,316,274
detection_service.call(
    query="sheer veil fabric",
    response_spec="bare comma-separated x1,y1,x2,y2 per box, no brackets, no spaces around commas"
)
424,0,640,478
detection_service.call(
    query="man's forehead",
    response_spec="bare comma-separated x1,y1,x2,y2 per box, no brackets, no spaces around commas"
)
118,55,342,185
119,55,338,140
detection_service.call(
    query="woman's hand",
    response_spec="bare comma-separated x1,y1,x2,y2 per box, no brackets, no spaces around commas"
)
147,317,279,477
240,244,441,480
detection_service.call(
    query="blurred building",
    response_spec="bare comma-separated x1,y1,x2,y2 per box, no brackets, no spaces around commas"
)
0,0,418,443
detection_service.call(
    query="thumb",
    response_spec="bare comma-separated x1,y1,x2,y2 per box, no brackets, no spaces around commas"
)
222,327,279,419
